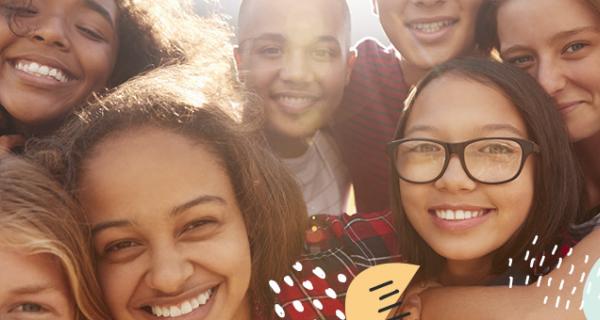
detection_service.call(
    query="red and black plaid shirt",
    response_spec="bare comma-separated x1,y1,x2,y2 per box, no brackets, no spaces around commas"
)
272,210,402,319
331,39,409,214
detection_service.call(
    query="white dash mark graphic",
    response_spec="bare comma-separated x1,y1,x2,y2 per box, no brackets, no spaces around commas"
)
569,264,575,275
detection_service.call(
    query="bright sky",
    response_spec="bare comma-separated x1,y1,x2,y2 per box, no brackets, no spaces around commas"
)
195,0,391,46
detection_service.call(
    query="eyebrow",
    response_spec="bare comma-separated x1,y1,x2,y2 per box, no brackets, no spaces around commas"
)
11,285,53,295
91,195,227,235
170,195,227,218
239,33,285,47
549,26,599,44
83,0,115,28
404,125,438,136
480,123,526,137
403,124,525,137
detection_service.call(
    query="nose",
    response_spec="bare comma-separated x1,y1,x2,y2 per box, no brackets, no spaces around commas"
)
30,16,71,50
433,155,476,192
145,245,194,294
536,59,566,97
279,51,313,85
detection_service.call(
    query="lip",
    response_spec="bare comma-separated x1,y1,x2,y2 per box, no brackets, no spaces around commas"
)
134,284,219,320
556,101,584,115
428,204,494,232
270,92,319,115
404,16,459,44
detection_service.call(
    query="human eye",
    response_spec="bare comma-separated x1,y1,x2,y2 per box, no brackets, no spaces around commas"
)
0,1,37,18
10,302,47,313
179,219,217,237
311,46,339,61
77,25,105,42
409,142,441,153
504,54,535,69
103,239,140,254
562,41,589,55
479,142,516,154
257,45,283,59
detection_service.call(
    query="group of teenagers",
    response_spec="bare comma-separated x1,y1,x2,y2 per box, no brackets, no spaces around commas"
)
1,0,599,319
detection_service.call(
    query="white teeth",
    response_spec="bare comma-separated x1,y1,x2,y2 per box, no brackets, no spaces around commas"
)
149,288,213,318
14,60,69,82
435,209,485,221
277,95,315,109
411,20,455,33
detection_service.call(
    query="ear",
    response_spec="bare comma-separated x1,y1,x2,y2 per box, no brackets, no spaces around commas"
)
371,0,379,15
234,46,243,70
344,49,357,85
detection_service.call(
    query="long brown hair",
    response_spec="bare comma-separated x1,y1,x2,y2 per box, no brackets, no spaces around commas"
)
30,64,307,313
0,155,110,320
391,58,584,279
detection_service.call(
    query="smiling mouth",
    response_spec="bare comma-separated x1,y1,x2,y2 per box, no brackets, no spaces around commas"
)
142,287,215,318
273,95,318,113
432,209,491,221
11,59,73,83
408,19,457,33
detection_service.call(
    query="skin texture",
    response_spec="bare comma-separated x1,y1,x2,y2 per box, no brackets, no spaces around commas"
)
0,0,118,131
79,126,252,320
497,0,600,141
372,0,483,85
235,0,355,158
0,250,75,320
399,75,534,285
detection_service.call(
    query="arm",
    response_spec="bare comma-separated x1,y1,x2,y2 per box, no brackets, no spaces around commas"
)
419,228,600,320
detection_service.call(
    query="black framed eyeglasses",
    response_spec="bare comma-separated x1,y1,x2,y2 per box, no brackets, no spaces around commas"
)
387,137,540,184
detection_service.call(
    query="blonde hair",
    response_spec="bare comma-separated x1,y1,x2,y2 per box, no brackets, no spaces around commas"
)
0,155,110,320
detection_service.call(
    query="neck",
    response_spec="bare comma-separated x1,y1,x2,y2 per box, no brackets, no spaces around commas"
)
399,47,484,87
265,128,311,159
233,295,252,320
440,255,493,286
399,59,429,88
574,131,600,208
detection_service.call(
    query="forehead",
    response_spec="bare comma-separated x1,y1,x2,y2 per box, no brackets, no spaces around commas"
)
498,0,599,46
238,0,348,44
79,127,234,223
0,250,66,291
407,75,526,134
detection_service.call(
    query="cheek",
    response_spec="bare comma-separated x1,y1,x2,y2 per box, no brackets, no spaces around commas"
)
499,160,535,226
96,261,139,313
398,181,427,219
82,43,118,88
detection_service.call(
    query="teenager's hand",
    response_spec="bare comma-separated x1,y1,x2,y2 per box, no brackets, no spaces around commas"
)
0,134,25,155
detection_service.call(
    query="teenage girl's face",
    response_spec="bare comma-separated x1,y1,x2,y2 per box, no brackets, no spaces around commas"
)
0,249,75,320
0,0,118,128
497,0,600,141
399,75,534,262
373,0,483,69
79,126,252,320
